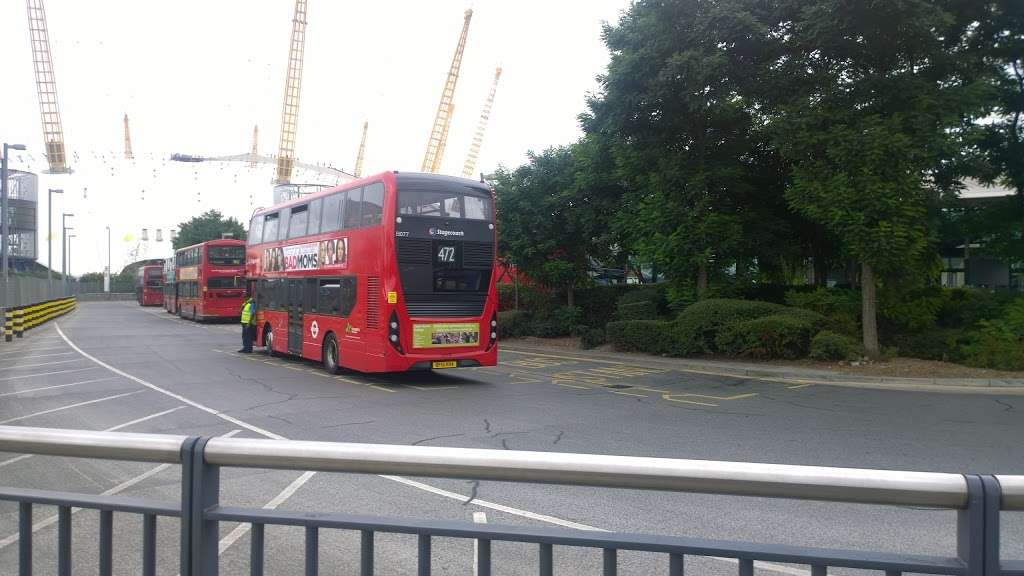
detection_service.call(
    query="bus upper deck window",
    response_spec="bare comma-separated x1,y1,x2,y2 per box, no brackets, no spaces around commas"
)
464,196,491,220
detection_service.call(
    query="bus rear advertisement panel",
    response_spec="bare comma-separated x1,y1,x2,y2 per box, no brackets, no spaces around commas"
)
246,171,498,374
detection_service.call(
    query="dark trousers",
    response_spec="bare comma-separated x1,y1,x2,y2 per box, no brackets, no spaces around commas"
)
241,324,254,352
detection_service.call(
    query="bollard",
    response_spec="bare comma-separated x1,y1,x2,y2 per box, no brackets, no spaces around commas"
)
3,309,11,342
14,308,24,338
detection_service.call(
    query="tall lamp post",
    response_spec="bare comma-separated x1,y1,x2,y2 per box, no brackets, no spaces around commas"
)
67,235,76,286
105,226,111,293
48,188,64,295
62,213,73,293
1,143,27,283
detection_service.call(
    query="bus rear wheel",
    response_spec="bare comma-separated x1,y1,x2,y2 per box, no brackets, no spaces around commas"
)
323,334,341,374
263,326,276,357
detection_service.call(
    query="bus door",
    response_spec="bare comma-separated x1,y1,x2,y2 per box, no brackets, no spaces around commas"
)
287,279,304,355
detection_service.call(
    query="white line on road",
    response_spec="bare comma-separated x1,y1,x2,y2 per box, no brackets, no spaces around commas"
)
0,352,76,360
0,390,145,425
0,367,98,382
54,324,808,576
0,348,72,358
214,470,318,555
0,377,120,398
0,358,83,371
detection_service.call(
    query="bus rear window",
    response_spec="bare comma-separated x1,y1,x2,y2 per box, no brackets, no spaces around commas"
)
208,246,245,266
398,191,491,221
207,276,241,289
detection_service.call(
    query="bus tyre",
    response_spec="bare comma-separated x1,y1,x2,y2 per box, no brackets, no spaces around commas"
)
323,334,341,374
263,326,276,357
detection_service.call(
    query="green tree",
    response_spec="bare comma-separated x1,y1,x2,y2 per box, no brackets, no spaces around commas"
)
173,210,246,250
762,0,994,356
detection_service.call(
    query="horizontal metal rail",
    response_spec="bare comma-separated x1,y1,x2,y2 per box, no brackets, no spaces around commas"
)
203,436,969,508
998,475,1024,510
0,425,185,463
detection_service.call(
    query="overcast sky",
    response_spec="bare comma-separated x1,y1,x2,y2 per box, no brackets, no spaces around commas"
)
1,0,631,275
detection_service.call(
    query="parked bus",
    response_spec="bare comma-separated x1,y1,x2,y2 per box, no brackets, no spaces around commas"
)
135,265,164,307
245,172,498,373
162,258,177,313
174,239,246,321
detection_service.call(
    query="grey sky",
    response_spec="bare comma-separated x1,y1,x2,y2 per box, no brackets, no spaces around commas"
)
1,0,630,274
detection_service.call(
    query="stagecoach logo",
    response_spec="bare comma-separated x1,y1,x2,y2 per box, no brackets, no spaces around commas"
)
428,227,464,237
310,320,319,339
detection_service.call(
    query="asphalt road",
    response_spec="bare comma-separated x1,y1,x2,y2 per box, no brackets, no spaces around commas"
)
0,301,1021,575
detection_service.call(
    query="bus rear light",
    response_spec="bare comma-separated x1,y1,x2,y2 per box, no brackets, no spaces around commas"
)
388,311,404,354
486,312,498,351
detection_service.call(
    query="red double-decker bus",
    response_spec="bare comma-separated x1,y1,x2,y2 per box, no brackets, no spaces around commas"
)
174,239,246,321
136,265,164,306
245,172,498,373
162,258,177,313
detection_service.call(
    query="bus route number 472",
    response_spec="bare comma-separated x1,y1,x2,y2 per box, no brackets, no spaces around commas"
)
437,245,456,264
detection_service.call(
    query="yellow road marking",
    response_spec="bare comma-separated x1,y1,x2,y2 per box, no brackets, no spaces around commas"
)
661,395,719,407
554,382,591,390
612,390,648,398
787,383,813,390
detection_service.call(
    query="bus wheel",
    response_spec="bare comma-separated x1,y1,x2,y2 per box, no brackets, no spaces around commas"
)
323,334,341,375
263,326,276,357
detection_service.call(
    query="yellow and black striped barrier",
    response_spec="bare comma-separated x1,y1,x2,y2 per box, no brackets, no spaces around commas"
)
2,297,76,342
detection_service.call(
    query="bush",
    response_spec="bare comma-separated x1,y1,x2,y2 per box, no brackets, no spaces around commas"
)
575,285,631,329
785,287,860,336
675,299,785,354
959,298,1024,371
889,329,966,362
775,307,829,333
498,310,532,338
606,320,673,354
530,305,582,338
497,283,551,312
937,289,1019,329
613,300,659,321
617,284,668,307
581,327,606,349
809,331,862,361
714,314,815,359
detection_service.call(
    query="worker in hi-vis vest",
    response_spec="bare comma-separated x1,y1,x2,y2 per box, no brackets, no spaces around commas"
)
239,295,256,353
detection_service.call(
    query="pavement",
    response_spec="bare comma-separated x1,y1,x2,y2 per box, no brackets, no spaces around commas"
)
0,301,1021,575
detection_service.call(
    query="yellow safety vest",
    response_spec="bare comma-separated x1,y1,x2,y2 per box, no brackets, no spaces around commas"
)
240,301,252,325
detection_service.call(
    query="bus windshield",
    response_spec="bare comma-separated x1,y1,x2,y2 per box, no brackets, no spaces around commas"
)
398,190,492,221
208,246,245,266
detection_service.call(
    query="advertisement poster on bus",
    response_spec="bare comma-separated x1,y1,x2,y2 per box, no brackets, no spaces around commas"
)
262,238,347,272
412,323,480,348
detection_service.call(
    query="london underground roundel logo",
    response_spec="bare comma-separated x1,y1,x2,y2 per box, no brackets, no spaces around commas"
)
310,321,319,339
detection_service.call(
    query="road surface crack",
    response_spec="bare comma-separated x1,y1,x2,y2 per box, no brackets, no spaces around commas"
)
463,480,480,505
412,433,465,446
552,430,564,445
322,420,376,429
482,418,492,434
994,399,1015,412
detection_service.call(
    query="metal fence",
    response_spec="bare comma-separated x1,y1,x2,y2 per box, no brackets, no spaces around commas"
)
0,274,134,310
0,425,1021,576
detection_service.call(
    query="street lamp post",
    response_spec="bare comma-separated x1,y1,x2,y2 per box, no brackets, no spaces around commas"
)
67,235,76,285
106,226,111,293
48,188,64,296
62,213,73,293
1,143,27,284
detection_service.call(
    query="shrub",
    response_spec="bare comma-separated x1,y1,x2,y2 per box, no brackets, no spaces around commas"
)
498,310,532,339
613,300,659,321
809,331,863,361
675,299,785,354
937,289,1019,329
878,287,944,334
530,305,582,338
775,307,829,333
714,314,815,359
497,283,552,313
606,320,673,354
617,284,668,307
785,287,860,336
581,327,606,349
959,298,1024,371
889,329,966,362
575,285,631,329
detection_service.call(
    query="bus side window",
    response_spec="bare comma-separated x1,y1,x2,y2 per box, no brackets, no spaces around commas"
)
277,208,291,242
267,279,279,310
343,187,363,229
262,213,279,243
288,205,308,240
318,279,340,316
322,193,343,233
339,276,357,317
307,198,322,236
362,183,384,227
305,278,318,313
249,216,264,245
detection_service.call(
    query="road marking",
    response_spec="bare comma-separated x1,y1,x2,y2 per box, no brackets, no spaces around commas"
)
0,367,97,382
0,358,83,371
56,324,808,576
214,470,318,556
0,352,76,360
787,383,813,390
0,348,71,358
0,390,145,425
473,512,487,574
0,428,242,552
554,381,592,390
0,406,185,469
611,390,648,398
404,384,459,391
0,376,119,398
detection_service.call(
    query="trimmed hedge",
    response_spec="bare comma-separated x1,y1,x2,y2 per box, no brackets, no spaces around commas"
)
889,329,965,361
714,314,815,359
606,320,673,354
498,310,532,339
531,305,582,338
613,300,659,321
581,327,606,349
675,299,786,354
810,331,862,361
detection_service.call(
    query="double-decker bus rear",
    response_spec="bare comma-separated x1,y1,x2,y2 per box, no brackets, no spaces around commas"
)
246,171,498,373
162,258,176,313
135,265,164,306
175,240,246,321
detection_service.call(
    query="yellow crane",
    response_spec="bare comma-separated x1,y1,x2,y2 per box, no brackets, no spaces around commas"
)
249,125,259,168
354,121,368,177
421,9,473,174
462,66,502,178
26,0,68,173
275,0,309,184
123,114,133,159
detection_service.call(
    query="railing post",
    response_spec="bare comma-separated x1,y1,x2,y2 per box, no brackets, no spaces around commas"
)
191,437,220,576
179,437,200,576
958,475,985,576
981,475,1002,576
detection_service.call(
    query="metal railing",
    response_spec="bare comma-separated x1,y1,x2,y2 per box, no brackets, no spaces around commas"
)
0,425,1020,575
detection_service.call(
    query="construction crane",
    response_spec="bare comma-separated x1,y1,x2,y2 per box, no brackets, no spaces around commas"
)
353,121,368,177
26,0,69,173
421,9,473,174
249,125,259,168
462,66,502,178
123,114,134,159
275,0,308,184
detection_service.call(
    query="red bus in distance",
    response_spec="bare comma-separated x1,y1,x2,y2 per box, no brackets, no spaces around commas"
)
245,171,498,373
135,265,164,306
162,258,177,314
174,239,246,321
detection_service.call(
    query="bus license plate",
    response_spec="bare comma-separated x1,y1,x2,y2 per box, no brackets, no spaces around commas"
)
432,361,458,369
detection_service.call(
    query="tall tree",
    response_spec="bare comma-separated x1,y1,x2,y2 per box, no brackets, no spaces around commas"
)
173,210,246,250
763,0,994,356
